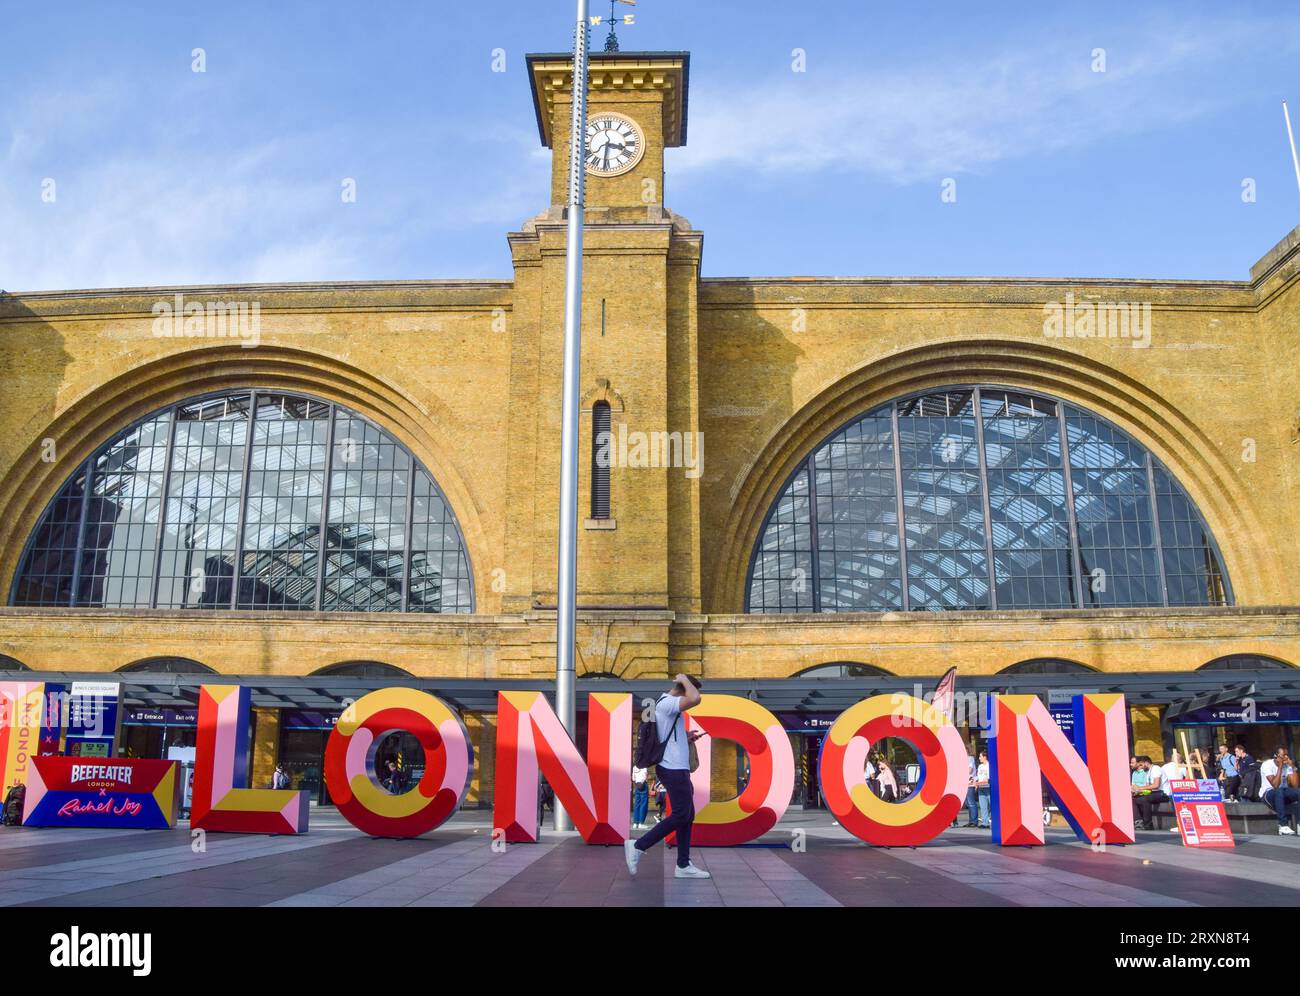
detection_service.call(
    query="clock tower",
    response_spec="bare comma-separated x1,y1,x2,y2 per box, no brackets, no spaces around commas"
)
503,50,705,639
527,50,689,217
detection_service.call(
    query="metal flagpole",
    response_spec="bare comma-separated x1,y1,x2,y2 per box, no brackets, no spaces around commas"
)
1284,100,1300,197
553,0,590,833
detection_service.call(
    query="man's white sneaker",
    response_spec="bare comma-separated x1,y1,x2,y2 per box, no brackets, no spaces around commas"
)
624,839,642,875
674,862,711,879
1279,825,1296,836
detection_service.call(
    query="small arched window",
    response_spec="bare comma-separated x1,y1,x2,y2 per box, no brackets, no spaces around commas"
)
0,655,31,671
312,661,414,679
591,402,612,520
998,658,1099,675
793,662,893,679
1198,655,1294,671
119,657,215,674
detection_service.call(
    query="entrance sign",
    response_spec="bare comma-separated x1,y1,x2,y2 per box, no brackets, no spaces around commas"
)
987,694,1134,846
192,685,309,835
819,693,967,846
23,757,179,828
1167,778,1234,848
494,690,631,844
0,681,44,793
684,696,794,846
324,688,472,838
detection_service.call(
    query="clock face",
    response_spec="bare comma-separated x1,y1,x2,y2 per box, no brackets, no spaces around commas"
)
584,112,645,177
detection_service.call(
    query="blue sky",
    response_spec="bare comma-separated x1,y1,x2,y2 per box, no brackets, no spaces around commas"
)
2,1,1299,290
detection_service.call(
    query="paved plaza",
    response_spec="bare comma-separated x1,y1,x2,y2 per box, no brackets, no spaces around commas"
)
3,808,1299,907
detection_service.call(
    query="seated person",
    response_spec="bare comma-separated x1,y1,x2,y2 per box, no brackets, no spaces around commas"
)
1259,746,1300,836
1131,756,1167,830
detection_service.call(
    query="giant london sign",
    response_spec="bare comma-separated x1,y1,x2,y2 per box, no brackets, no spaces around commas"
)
1,679,1135,847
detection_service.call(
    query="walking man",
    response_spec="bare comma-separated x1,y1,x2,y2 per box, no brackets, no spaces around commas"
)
625,673,710,879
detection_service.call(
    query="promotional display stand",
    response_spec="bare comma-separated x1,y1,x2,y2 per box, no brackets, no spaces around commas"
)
1167,778,1235,848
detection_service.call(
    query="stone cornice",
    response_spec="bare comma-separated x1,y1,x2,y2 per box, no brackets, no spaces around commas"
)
0,281,514,321
527,51,689,149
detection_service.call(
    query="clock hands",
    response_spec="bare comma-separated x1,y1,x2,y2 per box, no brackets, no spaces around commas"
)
584,118,639,172
590,133,627,170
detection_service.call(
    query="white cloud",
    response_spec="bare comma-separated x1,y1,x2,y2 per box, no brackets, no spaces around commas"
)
675,16,1300,184
0,79,544,291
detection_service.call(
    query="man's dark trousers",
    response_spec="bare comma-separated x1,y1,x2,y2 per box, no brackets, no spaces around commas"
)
1134,790,1168,827
634,766,694,868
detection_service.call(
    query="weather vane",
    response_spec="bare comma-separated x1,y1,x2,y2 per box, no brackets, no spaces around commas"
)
598,0,636,52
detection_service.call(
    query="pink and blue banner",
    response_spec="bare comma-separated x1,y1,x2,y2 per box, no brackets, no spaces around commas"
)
22,757,180,829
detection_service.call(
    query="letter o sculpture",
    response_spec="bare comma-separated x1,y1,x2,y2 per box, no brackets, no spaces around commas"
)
818,693,967,846
324,688,473,838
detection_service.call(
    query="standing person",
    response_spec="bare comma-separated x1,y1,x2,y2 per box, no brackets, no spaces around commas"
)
631,765,649,829
865,753,880,801
963,751,979,828
538,777,554,829
653,777,667,822
625,673,710,879
1216,743,1240,802
975,750,992,828
1259,746,1300,835
272,762,289,790
876,757,899,803
383,760,400,793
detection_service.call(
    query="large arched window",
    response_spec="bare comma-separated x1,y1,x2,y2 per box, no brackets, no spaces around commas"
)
747,387,1230,613
12,391,474,613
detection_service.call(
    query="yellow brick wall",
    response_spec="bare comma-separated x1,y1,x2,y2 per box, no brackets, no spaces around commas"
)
250,707,280,789
0,51,1297,693
1129,705,1164,760
464,712,496,809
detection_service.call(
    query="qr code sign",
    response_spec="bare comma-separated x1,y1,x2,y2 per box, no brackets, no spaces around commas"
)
1195,805,1223,827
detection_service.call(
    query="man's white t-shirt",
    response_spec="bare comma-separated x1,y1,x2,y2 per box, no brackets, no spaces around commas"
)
654,694,689,771
1258,759,1293,799
632,766,647,785
1160,762,1185,789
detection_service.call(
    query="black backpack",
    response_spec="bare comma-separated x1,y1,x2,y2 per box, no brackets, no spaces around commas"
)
1239,760,1262,802
634,696,678,769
